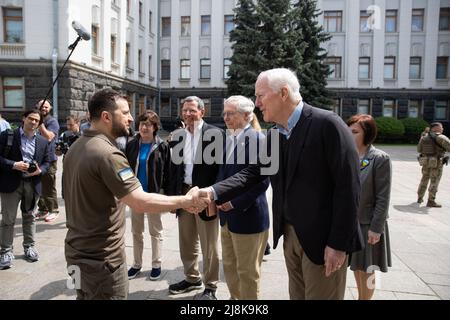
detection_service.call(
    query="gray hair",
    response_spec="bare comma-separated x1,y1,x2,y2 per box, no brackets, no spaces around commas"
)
182,96,205,110
224,95,255,123
258,68,302,101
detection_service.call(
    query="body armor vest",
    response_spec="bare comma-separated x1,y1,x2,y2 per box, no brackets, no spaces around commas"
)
421,134,437,156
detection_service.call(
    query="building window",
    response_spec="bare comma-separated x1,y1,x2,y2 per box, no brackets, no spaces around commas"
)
160,97,170,117
180,59,190,79
439,8,450,31
323,11,342,32
162,17,171,37
384,56,396,79
126,0,131,16
200,59,211,79
359,57,370,79
2,7,23,43
202,98,211,117
409,57,422,79
149,11,152,33
435,101,448,120
2,77,24,109
125,42,131,68
224,15,234,35
411,9,424,32
201,15,211,36
360,11,371,32
181,16,191,37
139,1,143,25
148,55,152,78
111,35,117,63
138,50,143,74
358,99,370,115
436,57,449,79
325,57,342,79
383,100,396,118
92,25,99,55
161,59,170,80
331,98,341,115
385,10,397,32
224,58,231,79
408,100,421,118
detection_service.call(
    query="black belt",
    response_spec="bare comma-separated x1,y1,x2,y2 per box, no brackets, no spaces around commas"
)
22,177,33,182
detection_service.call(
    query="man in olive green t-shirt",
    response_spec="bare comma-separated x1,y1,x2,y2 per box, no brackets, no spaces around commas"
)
63,89,209,300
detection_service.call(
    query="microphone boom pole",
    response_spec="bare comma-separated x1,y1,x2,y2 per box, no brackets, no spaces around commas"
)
39,22,89,110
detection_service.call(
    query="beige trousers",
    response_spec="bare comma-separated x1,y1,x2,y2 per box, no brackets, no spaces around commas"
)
131,211,163,269
283,224,347,300
178,209,219,290
221,223,269,300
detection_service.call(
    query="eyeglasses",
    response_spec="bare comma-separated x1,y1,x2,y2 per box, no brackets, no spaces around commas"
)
222,111,237,118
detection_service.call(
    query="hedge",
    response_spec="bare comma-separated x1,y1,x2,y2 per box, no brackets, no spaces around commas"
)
374,117,405,143
400,117,429,144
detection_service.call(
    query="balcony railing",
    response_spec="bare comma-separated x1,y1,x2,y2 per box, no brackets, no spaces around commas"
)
0,43,25,57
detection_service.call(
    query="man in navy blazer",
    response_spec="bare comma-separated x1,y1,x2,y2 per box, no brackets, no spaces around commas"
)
0,110,51,269
217,96,270,300
201,68,362,300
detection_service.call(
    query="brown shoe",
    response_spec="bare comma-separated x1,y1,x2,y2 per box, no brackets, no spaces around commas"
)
426,200,442,208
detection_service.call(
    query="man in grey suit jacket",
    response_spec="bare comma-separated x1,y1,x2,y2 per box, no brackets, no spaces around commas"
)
200,68,363,300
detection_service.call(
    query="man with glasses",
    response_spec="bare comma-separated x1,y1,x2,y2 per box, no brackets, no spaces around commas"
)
0,110,51,269
167,96,223,300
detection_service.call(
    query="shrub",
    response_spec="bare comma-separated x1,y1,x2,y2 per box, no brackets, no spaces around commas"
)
374,117,405,143
400,117,429,144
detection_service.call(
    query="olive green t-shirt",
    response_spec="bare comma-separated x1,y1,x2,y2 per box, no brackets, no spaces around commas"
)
63,130,141,268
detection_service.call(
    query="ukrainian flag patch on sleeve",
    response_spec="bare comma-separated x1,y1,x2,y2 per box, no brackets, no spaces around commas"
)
118,167,134,182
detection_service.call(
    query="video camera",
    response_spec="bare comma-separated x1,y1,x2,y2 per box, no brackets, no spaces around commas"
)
56,141,70,154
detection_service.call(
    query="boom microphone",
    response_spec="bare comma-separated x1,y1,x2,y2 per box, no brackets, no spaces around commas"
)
72,21,91,41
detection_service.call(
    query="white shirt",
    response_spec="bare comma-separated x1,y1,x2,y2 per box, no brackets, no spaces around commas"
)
183,120,204,185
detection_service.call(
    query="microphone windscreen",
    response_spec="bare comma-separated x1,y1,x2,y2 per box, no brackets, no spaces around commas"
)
72,21,91,41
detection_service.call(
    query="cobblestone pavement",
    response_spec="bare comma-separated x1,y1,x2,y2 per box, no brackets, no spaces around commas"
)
0,145,449,300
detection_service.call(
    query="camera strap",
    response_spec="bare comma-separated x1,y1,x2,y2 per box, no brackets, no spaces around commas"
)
3,129,14,158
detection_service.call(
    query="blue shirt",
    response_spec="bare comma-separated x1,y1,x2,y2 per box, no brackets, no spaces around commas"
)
137,143,152,192
42,116,60,162
0,119,11,132
276,101,304,139
19,127,37,163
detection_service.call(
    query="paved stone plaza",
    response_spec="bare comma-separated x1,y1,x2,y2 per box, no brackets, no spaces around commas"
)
0,145,449,300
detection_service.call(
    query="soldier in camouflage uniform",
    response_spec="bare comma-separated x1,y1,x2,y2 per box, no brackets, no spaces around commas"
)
417,122,450,207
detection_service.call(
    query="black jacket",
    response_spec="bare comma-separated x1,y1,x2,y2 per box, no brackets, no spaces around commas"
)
168,122,223,221
125,135,170,194
212,104,363,265
0,128,51,195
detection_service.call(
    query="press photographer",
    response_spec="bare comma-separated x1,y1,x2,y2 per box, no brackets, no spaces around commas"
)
0,110,52,270
55,115,81,157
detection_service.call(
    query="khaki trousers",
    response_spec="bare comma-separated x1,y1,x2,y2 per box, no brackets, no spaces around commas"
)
38,160,58,212
283,224,347,300
221,223,268,300
178,209,219,290
131,210,163,269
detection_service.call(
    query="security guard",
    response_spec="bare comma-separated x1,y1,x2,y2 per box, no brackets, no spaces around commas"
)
63,89,210,300
417,122,450,207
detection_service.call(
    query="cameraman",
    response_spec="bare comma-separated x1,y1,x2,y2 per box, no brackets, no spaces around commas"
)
0,110,51,270
56,115,81,157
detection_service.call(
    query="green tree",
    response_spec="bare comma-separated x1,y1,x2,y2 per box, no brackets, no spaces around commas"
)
291,0,333,109
226,0,261,98
227,0,333,116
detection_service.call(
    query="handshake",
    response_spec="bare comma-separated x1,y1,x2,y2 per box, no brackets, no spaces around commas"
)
184,187,215,214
